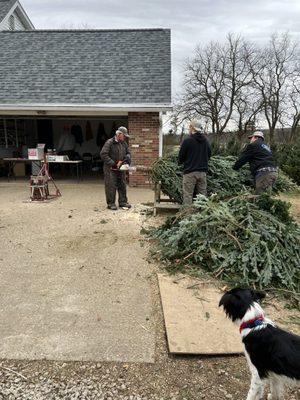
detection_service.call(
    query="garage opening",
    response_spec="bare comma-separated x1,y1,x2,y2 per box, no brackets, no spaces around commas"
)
0,115,128,180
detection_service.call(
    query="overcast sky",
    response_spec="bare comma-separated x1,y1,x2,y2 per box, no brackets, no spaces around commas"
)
22,0,300,98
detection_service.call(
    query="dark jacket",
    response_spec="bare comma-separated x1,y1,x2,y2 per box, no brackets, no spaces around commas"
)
233,139,276,176
71,124,83,146
178,132,211,174
100,137,131,169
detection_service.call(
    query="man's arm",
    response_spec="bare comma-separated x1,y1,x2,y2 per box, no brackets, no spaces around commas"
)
178,139,188,164
233,144,253,170
100,140,115,166
207,140,212,159
124,142,131,165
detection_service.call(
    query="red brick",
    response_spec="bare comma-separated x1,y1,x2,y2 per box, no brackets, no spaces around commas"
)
128,112,160,187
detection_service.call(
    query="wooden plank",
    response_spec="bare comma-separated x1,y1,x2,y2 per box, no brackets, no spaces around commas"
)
158,274,244,355
155,203,180,209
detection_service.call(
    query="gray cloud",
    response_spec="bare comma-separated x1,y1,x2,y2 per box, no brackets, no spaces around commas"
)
21,0,300,96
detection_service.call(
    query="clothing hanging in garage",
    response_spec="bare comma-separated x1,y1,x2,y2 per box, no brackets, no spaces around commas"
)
96,122,107,148
71,124,83,145
86,121,93,141
110,121,118,137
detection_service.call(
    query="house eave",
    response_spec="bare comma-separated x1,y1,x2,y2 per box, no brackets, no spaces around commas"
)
0,103,173,116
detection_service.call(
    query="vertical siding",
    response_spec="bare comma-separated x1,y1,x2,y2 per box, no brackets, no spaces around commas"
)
13,11,26,30
0,10,27,30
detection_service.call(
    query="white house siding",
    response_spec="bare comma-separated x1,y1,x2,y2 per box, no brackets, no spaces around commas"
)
13,11,26,30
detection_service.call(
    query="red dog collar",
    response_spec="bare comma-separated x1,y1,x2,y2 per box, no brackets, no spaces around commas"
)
240,315,265,333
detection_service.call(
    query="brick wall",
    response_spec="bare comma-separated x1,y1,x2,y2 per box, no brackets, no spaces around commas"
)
128,112,160,187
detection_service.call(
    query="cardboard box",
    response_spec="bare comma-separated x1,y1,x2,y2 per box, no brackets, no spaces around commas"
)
14,163,25,176
28,145,45,160
55,155,69,162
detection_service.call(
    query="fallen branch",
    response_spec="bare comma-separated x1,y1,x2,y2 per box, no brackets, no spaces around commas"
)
0,366,27,381
187,283,200,289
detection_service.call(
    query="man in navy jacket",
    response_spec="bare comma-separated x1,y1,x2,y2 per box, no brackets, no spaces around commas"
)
178,120,211,205
233,131,277,194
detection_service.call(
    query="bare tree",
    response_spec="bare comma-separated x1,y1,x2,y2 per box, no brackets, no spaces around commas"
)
181,34,253,134
249,33,298,144
286,72,300,142
59,22,95,29
233,87,263,138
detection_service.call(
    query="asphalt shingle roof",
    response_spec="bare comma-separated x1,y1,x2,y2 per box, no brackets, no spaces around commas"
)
0,0,16,22
0,29,171,106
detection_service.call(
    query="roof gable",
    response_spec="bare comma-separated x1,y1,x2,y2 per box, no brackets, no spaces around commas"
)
0,29,171,108
0,0,16,22
0,0,34,30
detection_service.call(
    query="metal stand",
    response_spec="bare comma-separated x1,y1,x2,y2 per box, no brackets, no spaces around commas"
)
153,181,180,216
29,158,61,202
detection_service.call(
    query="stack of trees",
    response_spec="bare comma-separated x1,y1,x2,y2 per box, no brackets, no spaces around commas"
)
151,194,300,306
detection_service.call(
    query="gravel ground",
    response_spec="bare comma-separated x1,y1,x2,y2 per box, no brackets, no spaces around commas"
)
0,275,298,400
0,184,299,400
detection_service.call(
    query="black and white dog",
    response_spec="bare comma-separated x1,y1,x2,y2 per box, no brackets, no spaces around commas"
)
219,288,300,400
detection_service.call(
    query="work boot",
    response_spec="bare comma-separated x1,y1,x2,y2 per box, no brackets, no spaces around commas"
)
119,203,132,210
107,204,117,210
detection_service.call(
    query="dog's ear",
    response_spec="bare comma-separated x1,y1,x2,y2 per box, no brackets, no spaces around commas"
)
251,289,266,301
219,293,228,307
218,291,246,321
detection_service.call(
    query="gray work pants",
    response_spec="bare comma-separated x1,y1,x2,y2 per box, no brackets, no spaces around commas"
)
255,172,277,195
104,167,128,206
182,171,207,205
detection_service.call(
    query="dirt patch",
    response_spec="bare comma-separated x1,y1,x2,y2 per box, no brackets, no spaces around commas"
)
59,231,119,252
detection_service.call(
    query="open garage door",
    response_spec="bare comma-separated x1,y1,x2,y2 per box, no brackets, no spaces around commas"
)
0,115,128,180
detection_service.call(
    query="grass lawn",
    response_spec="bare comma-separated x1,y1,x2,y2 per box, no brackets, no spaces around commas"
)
281,192,300,223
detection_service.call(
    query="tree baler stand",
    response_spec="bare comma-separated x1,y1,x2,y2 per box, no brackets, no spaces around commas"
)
29,157,61,201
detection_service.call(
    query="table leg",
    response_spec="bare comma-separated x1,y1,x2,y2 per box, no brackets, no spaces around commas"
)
7,162,16,181
33,161,41,174
7,162,11,181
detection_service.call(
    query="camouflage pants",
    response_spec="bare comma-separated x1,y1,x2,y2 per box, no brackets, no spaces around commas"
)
182,171,207,205
104,167,128,206
255,172,277,195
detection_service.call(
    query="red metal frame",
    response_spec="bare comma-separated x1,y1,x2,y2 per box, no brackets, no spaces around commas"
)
29,157,61,201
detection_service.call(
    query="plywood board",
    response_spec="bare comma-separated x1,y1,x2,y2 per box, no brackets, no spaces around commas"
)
158,274,244,355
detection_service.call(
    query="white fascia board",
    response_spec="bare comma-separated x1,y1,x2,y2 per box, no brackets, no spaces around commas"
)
15,1,35,30
0,103,173,115
0,10,12,29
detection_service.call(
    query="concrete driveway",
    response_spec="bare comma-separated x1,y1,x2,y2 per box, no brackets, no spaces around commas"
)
0,181,155,362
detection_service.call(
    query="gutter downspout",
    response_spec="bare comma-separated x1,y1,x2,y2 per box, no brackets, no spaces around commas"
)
159,112,163,157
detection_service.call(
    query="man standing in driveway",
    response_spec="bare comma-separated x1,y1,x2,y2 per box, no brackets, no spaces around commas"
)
233,130,278,194
100,126,131,210
178,120,211,205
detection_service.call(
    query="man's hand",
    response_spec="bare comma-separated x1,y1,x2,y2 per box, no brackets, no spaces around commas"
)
117,161,123,168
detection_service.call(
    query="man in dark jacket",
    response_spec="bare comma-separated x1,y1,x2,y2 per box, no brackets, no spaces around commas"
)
233,131,277,194
100,127,131,210
178,120,211,205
